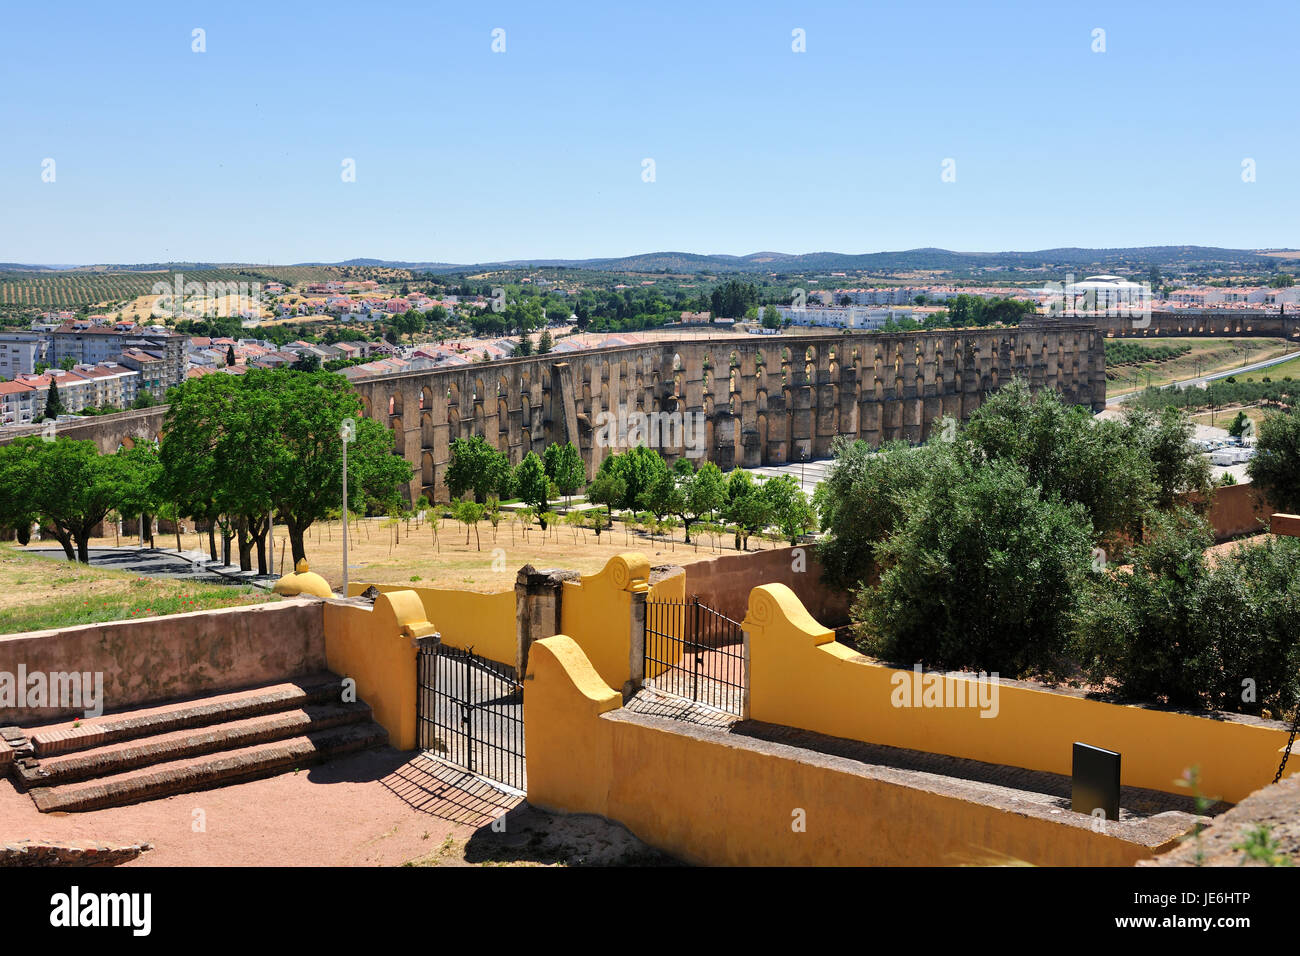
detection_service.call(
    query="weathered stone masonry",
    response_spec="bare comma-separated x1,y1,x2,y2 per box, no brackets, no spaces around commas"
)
0,323,1107,506
352,322,1106,504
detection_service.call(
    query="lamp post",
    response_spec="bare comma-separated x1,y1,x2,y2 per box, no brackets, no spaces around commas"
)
340,417,356,597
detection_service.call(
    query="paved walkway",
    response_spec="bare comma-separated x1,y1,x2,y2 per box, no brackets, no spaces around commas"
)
23,546,278,588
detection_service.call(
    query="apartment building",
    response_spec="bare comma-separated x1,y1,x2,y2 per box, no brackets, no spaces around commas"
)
0,332,48,379
0,362,141,424
50,322,186,396
772,305,900,329
0,380,40,426
118,349,166,395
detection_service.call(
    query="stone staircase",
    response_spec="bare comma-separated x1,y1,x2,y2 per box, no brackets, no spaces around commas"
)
6,673,387,813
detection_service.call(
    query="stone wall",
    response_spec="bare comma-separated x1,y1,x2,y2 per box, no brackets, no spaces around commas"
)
0,599,325,722
0,405,167,452
683,545,851,630
351,324,1106,503
0,840,152,867
1200,481,1273,541
1096,310,1300,339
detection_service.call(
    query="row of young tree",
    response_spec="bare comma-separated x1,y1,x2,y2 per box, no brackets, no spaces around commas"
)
0,370,413,571
817,378,1300,716
588,447,815,546
444,437,817,546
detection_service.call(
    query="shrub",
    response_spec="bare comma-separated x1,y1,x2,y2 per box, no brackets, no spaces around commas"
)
851,458,1094,678
1071,511,1300,713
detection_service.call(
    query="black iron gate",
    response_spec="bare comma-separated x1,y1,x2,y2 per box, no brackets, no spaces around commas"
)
644,597,747,716
417,641,525,792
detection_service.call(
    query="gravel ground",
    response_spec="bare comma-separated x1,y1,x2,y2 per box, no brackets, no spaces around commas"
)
0,746,670,867
1143,771,1300,867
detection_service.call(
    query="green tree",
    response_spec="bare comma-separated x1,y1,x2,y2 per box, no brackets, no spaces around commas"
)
445,435,512,504
543,442,586,506
725,469,774,550
0,437,137,563
291,351,321,372
596,446,667,514
853,458,1094,677
961,378,1157,542
161,370,410,571
43,379,65,420
760,474,816,546
453,499,484,549
1122,405,1213,512
1072,510,1300,713
585,471,626,527
514,451,550,527
113,442,163,549
226,344,236,367
815,437,943,587
671,459,727,544
639,468,683,524
1227,410,1250,439
1249,407,1300,513
537,329,553,354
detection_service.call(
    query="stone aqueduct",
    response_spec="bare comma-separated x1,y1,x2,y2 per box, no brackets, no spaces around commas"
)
0,322,1114,505
1095,310,1300,338
351,322,1106,505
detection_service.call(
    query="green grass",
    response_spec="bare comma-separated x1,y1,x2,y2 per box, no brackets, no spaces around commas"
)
0,546,276,634
1233,354,1300,383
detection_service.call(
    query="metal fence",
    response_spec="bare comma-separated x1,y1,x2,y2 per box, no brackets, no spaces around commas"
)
417,641,525,792
644,597,747,717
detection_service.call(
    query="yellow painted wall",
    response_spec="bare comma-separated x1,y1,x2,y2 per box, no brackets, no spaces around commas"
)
348,583,516,667
560,553,650,691
744,584,1298,804
323,590,436,750
524,635,1164,867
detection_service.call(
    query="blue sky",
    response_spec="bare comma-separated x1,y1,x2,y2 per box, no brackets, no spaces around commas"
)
1,0,1296,264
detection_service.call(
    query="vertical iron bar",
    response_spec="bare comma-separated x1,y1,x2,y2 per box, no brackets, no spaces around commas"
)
692,597,700,703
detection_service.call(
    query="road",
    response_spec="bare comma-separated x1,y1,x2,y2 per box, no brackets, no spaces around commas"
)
1106,347,1300,406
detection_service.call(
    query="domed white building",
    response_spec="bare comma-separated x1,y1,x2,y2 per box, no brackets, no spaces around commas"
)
1063,274,1147,311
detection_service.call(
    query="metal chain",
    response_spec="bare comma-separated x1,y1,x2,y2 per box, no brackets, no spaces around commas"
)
1273,701,1300,785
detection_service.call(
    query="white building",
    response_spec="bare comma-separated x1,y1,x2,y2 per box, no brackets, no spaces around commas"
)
0,332,48,380
1060,275,1149,312
773,305,906,329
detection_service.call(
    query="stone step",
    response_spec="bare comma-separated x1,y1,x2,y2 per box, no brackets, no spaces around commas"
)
28,674,345,758
29,723,388,813
16,702,373,787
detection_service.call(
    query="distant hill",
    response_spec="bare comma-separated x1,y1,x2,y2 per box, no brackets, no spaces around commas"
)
297,246,1292,275
3,246,1294,277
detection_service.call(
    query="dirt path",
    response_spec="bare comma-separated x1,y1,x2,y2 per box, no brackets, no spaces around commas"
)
0,748,670,867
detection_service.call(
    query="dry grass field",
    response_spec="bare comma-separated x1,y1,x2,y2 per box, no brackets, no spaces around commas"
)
81,513,781,593
1190,404,1272,433
1106,338,1299,396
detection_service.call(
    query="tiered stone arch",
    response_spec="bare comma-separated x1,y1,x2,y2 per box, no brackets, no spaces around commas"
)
345,324,1105,503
